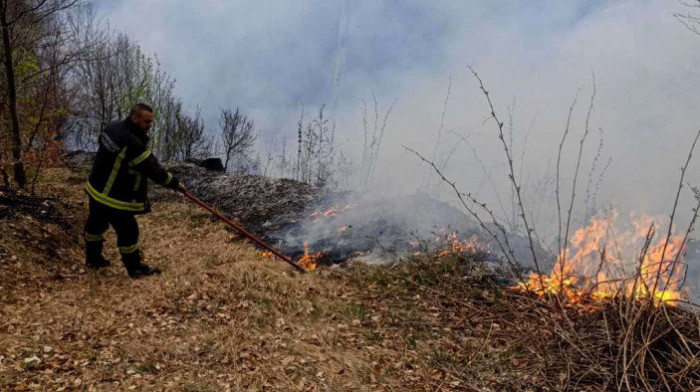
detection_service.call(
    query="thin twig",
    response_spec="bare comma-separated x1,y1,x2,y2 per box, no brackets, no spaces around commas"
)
652,129,700,297
403,145,523,279
468,66,543,284
561,76,596,288
557,86,584,281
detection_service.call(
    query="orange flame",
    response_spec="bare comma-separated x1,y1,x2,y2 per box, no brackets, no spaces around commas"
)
437,233,481,258
308,204,357,220
298,241,322,271
521,212,686,306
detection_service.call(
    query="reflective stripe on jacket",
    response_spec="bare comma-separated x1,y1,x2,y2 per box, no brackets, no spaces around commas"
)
86,118,179,213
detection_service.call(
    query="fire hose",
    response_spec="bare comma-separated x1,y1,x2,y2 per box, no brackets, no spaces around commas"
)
180,189,305,273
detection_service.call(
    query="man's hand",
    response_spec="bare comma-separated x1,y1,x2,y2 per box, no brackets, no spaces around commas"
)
177,183,187,193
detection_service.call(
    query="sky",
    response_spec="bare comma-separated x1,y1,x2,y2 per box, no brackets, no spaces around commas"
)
91,0,700,237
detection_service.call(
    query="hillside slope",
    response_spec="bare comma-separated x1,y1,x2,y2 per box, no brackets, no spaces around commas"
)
1,167,698,392
0,168,509,391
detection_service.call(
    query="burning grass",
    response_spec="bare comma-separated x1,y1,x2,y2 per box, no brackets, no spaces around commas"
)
506,212,700,390
520,211,689,307
297,241,322,271
349,252,700,391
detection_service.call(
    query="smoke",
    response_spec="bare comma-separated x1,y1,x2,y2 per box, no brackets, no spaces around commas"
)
92,1,700,250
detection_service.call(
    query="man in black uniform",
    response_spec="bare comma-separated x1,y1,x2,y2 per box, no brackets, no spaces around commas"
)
84,103,185,278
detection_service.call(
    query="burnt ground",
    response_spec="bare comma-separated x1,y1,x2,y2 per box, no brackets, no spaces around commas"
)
166,160,551,270
0,165,698,391
168,163,322,231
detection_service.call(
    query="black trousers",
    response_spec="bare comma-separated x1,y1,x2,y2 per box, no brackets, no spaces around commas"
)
84,196,140,255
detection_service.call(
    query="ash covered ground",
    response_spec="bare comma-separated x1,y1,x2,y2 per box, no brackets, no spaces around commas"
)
166,160,543,268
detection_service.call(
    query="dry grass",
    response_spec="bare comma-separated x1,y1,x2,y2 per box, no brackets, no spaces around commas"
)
0,167,483,391
1,167,699,391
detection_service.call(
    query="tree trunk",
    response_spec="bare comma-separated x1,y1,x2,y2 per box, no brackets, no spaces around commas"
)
223,147,231,172
0,0,26,189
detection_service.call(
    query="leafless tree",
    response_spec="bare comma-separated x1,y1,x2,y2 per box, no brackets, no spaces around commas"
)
64,7,199,164
259,131,294,179
295,105,342,186
295,103,304,180
0,0,82,188
359,94,395,190
174,105,210,161
219,107,256,172
675,1,700,35
274,133,291,178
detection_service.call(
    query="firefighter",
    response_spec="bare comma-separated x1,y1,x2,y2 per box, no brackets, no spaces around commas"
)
84,103,185,278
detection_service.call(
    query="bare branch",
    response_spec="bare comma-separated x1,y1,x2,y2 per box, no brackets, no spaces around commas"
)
403,145,524,280
468,65,544,283
219,107,257,173
556,86,583,280
652,128,700,296
561,76,596,286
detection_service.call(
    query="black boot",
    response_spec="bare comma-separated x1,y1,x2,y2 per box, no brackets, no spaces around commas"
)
121,251,161,279
85,241,111,269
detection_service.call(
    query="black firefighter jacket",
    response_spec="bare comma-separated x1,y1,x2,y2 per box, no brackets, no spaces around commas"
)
86,118,179,213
